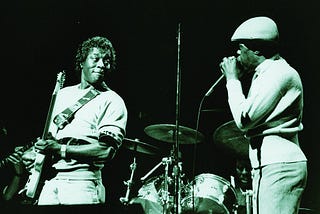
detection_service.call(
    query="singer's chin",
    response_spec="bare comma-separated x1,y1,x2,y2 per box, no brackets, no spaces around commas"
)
236,62,251,78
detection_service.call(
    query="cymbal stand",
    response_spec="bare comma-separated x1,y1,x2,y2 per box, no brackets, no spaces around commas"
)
231,175,253,214
244,189,253,214
230,176,238,214
172,161,183,213
120,157,137,205
161,156,172,214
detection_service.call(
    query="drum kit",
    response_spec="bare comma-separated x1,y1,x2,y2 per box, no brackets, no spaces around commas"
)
119,121,253,214
119,24,252,214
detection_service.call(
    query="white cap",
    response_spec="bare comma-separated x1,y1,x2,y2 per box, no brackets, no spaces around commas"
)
231,16,279,42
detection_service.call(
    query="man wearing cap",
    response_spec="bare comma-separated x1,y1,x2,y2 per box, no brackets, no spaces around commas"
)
219,16,307,214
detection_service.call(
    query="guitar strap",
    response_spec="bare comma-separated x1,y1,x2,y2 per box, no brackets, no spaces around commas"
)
53,89,100,130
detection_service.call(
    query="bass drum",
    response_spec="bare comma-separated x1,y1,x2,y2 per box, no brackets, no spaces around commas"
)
181,173,237,214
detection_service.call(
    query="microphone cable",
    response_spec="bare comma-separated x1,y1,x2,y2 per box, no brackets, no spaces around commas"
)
190,74,224,212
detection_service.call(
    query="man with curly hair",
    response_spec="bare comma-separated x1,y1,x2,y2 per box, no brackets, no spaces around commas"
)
22,36,128,205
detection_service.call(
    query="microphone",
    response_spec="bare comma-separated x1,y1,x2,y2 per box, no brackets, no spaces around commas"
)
205,74,225,96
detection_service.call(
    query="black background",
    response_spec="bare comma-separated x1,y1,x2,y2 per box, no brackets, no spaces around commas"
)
0,0,319,212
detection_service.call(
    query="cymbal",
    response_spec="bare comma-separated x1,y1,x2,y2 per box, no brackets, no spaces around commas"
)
123,138,160,155
144,124,205,144
213,120,249,158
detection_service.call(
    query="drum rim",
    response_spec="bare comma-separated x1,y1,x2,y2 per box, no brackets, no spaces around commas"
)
141,175,163,185
191,173,238,196
180,195,230,213
194,173,230,184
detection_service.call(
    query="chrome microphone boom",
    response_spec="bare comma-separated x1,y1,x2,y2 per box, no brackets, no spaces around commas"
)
205,74,224,97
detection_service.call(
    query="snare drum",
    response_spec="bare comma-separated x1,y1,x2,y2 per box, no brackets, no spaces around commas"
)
181,173,237,214
130,176,172,214
131,176,163,203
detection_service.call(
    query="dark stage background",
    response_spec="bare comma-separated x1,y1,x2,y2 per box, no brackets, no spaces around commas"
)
0,0,319,212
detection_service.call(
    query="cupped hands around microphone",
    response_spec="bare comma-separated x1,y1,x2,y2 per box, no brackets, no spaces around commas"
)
219,56,244,81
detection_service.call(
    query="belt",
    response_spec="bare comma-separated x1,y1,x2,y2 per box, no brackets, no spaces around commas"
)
58,137,90,146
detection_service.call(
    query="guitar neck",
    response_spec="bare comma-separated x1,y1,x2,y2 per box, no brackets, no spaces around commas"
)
42,93,57,139
41,71,65,139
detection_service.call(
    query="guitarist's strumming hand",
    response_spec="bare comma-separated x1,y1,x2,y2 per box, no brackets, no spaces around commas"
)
20,137,61,199
21,136,59,174
22,138,60,169
22,148,36,173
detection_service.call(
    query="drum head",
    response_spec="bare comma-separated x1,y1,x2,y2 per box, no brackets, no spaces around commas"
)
130,175,174,214
181,173,237,214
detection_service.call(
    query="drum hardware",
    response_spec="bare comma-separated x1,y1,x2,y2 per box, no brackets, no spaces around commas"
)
140,157,171,182
161,156,172,211
143,123,205,212
231,175,253,214
134,137,188,213
139,156,173,213
232,189,253,214
172,161,184,214
230,175,238,214
244,189,253,214
120,157,137,205
120,138,160,205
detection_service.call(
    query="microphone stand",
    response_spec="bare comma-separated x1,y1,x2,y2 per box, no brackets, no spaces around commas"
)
172,22,182,214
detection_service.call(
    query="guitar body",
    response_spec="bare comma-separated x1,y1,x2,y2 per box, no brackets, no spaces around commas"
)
25,153,45,198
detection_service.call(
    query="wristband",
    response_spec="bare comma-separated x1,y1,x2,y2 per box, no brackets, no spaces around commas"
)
60,144,67,159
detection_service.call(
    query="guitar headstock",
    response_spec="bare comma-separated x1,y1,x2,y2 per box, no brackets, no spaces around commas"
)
53,70,66,94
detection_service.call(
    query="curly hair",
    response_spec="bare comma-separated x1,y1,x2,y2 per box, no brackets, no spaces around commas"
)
75,36,116,76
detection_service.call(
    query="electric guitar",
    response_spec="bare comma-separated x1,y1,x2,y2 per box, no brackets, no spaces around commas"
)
23,71,65,199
